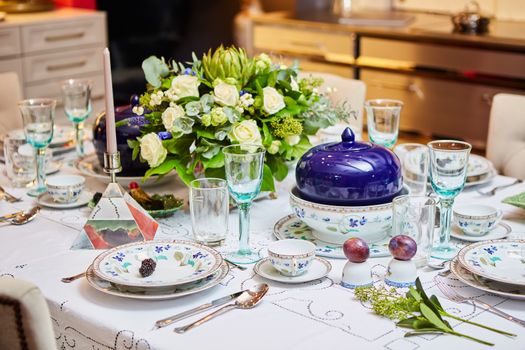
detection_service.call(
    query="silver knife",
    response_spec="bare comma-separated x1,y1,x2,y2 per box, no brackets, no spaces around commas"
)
153,290,245,330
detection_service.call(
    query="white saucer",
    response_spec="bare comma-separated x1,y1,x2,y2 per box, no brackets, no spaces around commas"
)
254,257,332,284
450,222,511,242
37,191,93,209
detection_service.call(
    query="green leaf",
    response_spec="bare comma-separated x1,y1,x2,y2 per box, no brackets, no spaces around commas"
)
262,122,272,146
196,129,215,139
266,156,288,182
144,158,194,185
404,330,444,337
397,317,418,329
201,151,224,168
204,166,225,179
419,303,451,332
142,56,170,88
430,295,444,312
261,164,275,192
408,287,422,303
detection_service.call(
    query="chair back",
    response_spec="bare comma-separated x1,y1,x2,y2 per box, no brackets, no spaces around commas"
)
0,278,57,350
0,72,24,134
486,93,525,179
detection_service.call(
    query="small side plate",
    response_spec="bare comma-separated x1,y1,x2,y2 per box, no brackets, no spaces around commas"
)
37,191,93,209
254,257,331,284
450,222,511,242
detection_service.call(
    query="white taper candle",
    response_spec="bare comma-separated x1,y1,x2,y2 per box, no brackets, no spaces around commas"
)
103,47,117,154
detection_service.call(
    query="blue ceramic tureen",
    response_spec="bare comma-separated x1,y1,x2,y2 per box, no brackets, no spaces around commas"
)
295,127,403,206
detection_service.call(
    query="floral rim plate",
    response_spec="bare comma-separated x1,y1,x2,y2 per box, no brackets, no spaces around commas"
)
467,155,493,177
92,240,224,288
254,257,331,284
450,222,511,242
37,191,93,209
457,239,525,286
465,167,496,187
273,214,390,258
86,263,229,300
75,154,177,188
450,258,525,300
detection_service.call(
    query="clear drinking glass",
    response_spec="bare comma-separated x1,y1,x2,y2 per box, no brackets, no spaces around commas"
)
394,143,429,195
393,195,436,267
18,98,56,197
365,99,403,148
223,144,265,264
190,178,229,246
428,140,471,260
60,79,92,157
4,130,36,187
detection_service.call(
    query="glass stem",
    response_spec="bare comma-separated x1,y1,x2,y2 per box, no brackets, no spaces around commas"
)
238,202,251,255
74,121,84,156
438,198,454,248
35,147,46,191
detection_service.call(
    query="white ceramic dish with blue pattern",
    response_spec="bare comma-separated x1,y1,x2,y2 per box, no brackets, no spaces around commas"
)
254,257,331,284
458,239,525,286
46,174,85,203
453,204,502,236
290,186,409,244
267,239,315,277
92,240,223,288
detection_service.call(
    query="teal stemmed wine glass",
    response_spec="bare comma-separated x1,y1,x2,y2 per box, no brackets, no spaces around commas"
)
223,144,265,264
428,140,471,260
60,79,92,157
18,98,56,197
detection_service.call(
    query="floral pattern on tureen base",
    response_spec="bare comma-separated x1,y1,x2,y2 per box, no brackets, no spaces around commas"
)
458,239,525,286
273,214,390,258
93,240,223,288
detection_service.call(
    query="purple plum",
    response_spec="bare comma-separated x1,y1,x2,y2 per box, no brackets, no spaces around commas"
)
343,237,370,263
389,235,417,261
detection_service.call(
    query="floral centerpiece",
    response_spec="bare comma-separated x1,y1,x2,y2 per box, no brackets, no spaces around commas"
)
125,46,349,191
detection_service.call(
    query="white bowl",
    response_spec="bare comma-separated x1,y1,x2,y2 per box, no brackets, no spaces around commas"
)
453,204,502,236
267,239,315,277
289,186,408,244
46,174,85,203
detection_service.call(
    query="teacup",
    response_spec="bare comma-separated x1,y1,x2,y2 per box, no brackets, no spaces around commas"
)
46,175,85,203
267,239,315,277
453,204,503,236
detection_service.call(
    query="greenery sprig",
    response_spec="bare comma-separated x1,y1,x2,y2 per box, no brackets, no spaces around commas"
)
354,278,516,346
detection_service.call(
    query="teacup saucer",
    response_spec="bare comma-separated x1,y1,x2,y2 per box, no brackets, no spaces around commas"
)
451,222,511,242
37,191,93,209
254,257,332,284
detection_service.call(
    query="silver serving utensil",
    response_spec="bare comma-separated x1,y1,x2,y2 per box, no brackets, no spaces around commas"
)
225,259,247,271
0,186,21,203
0,210,24,221
61,272,85,283
0,206,40,225
477,179,523,196
436,278,525,328
154,290,245,330
173,283,269,334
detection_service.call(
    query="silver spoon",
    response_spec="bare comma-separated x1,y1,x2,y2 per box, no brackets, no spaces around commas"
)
173,283,269,334
61,272,85,283
0,206,40,225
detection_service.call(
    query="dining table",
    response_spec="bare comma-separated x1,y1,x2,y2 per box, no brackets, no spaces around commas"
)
1,142,525,350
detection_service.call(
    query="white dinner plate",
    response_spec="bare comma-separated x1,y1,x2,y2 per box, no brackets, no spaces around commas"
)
467,154,494,177
450,258,525,300
75,153,177,188
465,167,497,187
37,191,93,209
458,239,525,286
273,214,390,259
450,222,511,242
254,257,331,284
92,240,224,288
86,263,229,300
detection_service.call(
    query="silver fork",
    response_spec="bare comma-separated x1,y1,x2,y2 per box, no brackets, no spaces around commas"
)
436,279,525,328
477,179,523,196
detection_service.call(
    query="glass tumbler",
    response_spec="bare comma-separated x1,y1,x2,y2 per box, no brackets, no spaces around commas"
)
393,195,436,267
4,130,36,187
394,143,429,195
365,99,403,148
189,178,229,246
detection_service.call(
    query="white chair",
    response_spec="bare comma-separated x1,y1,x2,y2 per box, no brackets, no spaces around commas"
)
0,72,24,134
486,93,525,179
299,71,366,142
0,278,57,350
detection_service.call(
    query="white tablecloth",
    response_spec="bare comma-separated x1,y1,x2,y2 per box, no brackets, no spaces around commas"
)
1,150,525,350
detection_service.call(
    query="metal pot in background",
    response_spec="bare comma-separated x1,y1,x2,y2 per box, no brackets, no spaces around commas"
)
451,1,490,35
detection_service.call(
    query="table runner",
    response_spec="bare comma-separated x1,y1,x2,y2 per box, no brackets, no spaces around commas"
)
1,151,525,350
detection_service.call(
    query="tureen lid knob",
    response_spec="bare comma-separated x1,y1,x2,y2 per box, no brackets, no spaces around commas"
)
341,127,355,143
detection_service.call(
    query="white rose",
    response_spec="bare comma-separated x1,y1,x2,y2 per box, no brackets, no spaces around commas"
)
214,81,239,107
267,140,281,154
140,133,167,168
262,86,285,115
171,75,200,99
230,120,262,145
161,105,185,132
285,134,301,146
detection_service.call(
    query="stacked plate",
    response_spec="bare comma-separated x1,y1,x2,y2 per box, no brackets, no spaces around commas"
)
450,239,525,300
465,154,496,187
85,240,228,300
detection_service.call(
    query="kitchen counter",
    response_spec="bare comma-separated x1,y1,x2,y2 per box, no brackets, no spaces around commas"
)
252,11,525,53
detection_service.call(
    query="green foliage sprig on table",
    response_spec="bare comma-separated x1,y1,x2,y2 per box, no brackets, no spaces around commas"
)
123,46,350,191
354,278,515,346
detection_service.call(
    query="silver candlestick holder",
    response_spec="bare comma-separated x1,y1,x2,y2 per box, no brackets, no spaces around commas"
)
70,151,160,250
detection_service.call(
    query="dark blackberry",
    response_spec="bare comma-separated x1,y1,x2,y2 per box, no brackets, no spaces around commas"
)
139,258,157,277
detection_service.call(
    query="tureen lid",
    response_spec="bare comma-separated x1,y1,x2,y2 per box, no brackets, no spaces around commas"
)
321,127,370,152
